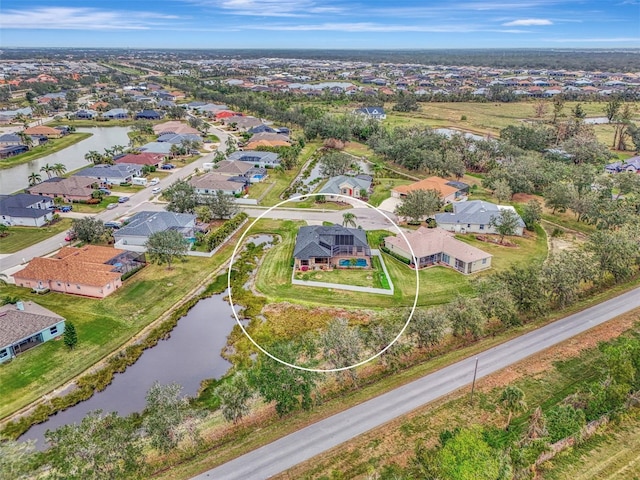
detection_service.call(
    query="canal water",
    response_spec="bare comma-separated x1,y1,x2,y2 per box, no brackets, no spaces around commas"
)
20,291,238,449
1,126,131,195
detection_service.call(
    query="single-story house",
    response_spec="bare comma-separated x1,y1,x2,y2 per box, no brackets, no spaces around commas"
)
0,145,29,158
74,163,143,186
153,121,200,136
354,106,386,120
384,227,492,274
26,176,97,203
114,152,165,167
392,176,469,203
293,224,371,271
23,126,63,139
0,133,25,146
102,108,129,120
0,107,32,124
319,175,372,201
227,150,281,168
75,109,98,119
0,301,66,364
248,124,276,135
246,132,290,144
135,109,163,120
13,246,145,298
211,160,267,183
0,194,54,227
434,200,525,236
156,133,202,144
114,211,196,249
605,156,640,174
189,173,246,196
222,115,263,130
139,142,175,155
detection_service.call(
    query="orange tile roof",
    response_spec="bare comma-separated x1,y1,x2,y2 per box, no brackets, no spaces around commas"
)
392,176,460,199
14,246,122,287
23,126,60,136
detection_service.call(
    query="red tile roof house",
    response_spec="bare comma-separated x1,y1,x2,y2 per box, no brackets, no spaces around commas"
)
384,227,492,274
13,246,145,298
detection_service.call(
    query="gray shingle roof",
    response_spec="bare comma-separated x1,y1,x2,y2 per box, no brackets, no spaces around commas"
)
0,194,52,218
320,175,372,195
74,163,141,180
227,150,280,164
0,302,64,348
293,225,369,260
434,200,525,227
114,211,195,239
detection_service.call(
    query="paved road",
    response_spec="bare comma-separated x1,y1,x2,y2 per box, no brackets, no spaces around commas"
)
193,286,640,480
0,127,230,273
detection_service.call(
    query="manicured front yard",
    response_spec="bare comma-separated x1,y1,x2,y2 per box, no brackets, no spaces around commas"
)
0,218,72,254
70,195,121,213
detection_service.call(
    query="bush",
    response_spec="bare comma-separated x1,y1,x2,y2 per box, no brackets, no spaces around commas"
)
380,246,411,265
204,212,248,251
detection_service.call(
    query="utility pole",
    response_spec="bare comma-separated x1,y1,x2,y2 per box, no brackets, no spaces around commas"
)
469,357,479,405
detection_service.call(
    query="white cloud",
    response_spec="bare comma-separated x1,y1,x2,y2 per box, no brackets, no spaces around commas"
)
1,7,180,30
185,0,346,17
502,18,553,26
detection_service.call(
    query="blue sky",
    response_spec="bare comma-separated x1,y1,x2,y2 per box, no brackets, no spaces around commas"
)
1,0,639,49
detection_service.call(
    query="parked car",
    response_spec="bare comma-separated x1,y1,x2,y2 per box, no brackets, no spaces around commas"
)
106,203,118,210
98,188,111,195
118,196,130,203
59,205,73,213
104,221,122,229
161,163,175,170
64,231,77,242
151,187,162,195
149,178,160,186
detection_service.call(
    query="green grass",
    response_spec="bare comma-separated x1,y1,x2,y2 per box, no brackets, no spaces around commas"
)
111,184,146,194
0,231,245,420
0,133,92,169
246,180,272,200
369,178,412,207
70,196,121,213
0,219,72,254
294,260,387,289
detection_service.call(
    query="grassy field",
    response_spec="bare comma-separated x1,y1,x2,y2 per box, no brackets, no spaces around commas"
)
0,132,92,169
0,219,72,254
0,229,246,419
369,178,412,207
252,219,546,308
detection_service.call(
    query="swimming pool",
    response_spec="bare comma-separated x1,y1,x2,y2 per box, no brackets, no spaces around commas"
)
339,258,368,267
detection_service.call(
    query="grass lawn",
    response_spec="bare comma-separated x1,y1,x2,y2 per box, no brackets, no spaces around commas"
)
294,259,387,289
369,178,412,207
0,133,92,169
0,229,246,420
70,195,121,213
246,180,272,200
111,184,146,194
253,219,547,308
0,219,72,254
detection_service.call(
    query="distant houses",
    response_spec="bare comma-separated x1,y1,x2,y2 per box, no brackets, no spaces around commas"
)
434,200,525,236
0,301,66,364
605,156,640,174
353,106,386,120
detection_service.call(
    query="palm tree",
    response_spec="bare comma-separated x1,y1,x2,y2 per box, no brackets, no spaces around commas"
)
27,172,42,186
40,164,54,179
17,131,34,149
52,163,67,177
111,144,126,156
342,212,357,228
499,385,527,429
170,143,181,159
84,150,103,164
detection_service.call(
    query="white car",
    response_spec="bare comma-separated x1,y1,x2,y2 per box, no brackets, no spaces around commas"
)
149,178,160,186
151,187,162,194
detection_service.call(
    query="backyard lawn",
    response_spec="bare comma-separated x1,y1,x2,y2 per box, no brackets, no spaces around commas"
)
0,219,72,254
294,255,389,289
0,133,92,169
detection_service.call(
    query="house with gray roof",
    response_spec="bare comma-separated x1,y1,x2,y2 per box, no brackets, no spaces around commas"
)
102,108,128,120
605,155,640,174
227,150,281,168
319,175,372,201
139,142,174,155
114,211,196,249
0,301,66,364
293,225,371,271
74,163,142,186
156,133,202,144
435,200,525,236
0,193,54,227
353,106,386,120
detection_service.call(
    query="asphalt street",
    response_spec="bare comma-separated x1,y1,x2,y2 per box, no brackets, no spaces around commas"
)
192,286,640,480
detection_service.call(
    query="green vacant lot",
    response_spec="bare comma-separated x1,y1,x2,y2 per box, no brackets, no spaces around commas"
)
253,220,547,308
0,219,72,254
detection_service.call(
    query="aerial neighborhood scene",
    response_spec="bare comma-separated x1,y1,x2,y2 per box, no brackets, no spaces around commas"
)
1,0,640,479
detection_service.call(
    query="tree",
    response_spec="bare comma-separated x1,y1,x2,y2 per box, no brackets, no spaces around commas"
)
588,227,640,283
499,386,527,428
342,212,357,228
17,131,34,149
545,404,586,443
164,179,198,213
493,178,512,203
63,322,78,350
495,265,547,317
45,410,143,480
70,217,106,244
27,172,41,186
249,341,318,416
394,189,441,224
542,250,596,308
435,427,503,480
203,190,239,219
521,199,542,230
145,229,189,270
319,318,364,385
561,131,613,165
215,371,253,424
84,150,104,164
142,382,202,454
447,296,485,340
52,162,67,177
407,307,448,349
0,437,36,479
543,182,572,214
474,278,520,327
319,151,352,177
488,208,521,243
194,205,212,223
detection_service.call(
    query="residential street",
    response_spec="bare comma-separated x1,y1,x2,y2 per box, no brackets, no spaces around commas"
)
192,286,640,480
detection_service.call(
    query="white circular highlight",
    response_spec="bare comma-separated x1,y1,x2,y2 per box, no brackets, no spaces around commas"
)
227,192,420,372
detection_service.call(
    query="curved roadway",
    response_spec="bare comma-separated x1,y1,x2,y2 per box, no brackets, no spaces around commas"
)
193,286,640,479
